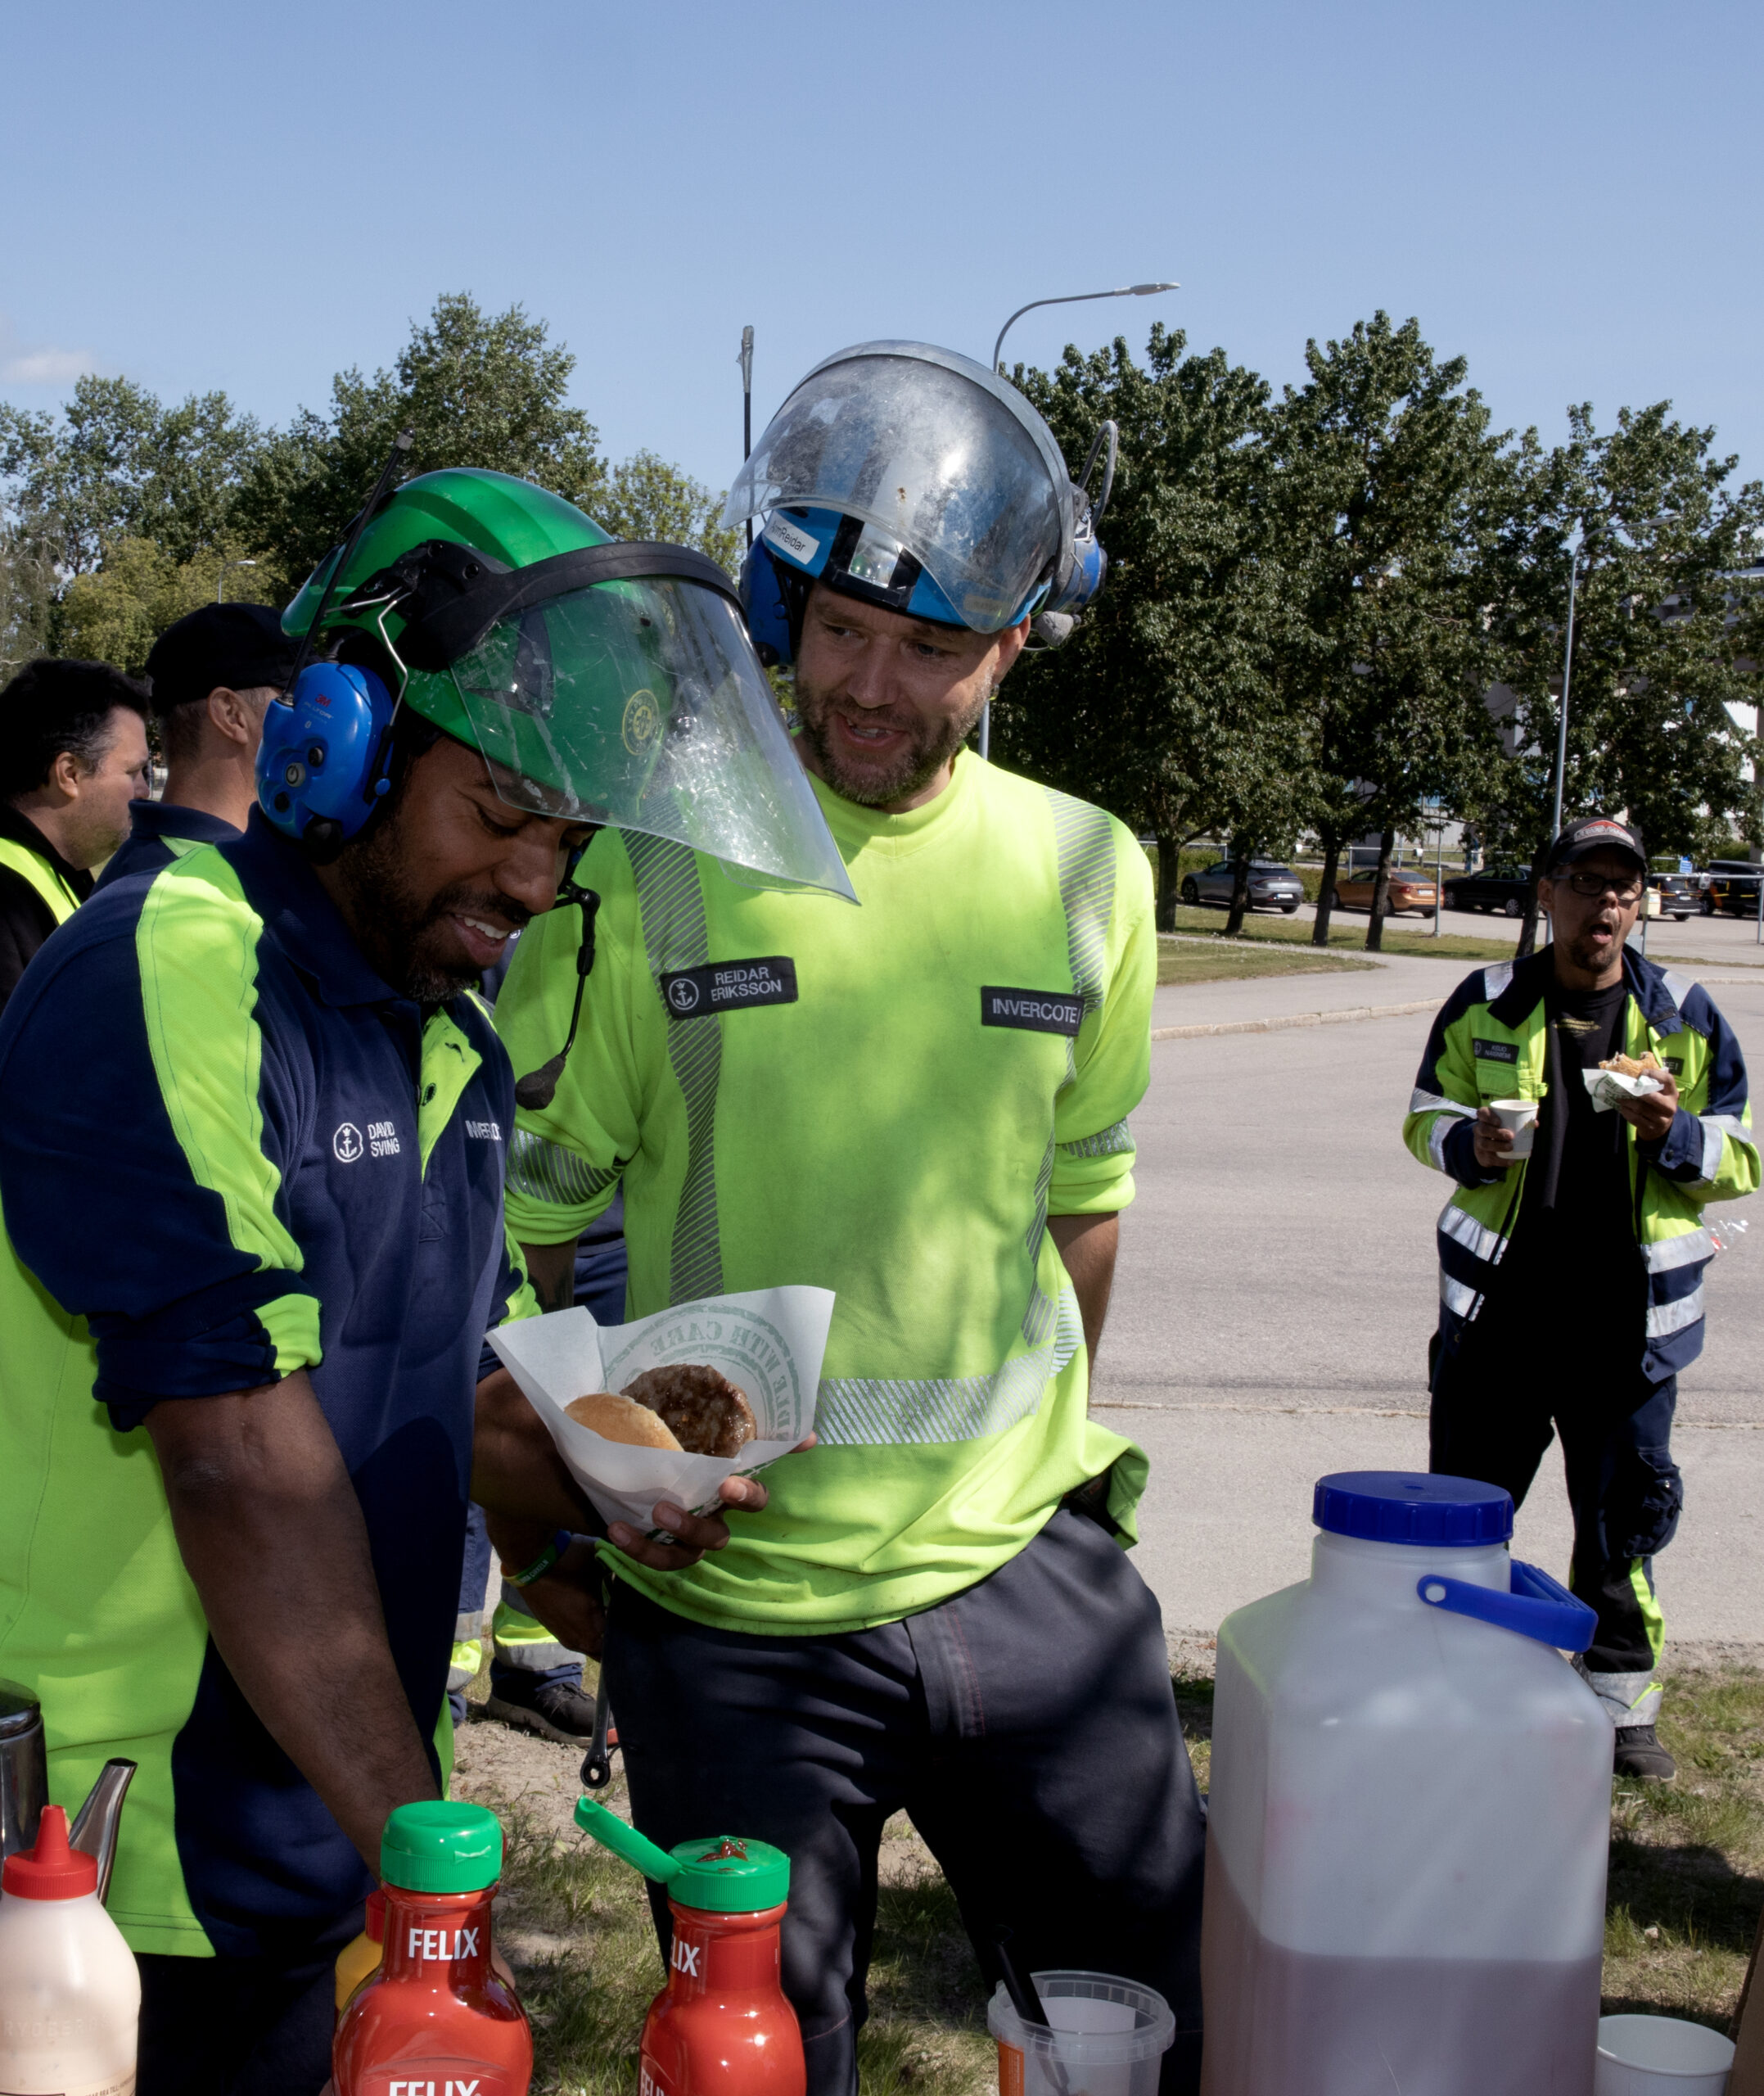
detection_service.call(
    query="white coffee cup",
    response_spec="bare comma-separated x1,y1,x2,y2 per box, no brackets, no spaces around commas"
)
1595,2012,1734,2094
1490,1097,1538,1158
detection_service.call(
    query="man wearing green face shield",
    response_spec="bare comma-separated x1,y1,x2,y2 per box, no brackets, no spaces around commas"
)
0,468,844,2094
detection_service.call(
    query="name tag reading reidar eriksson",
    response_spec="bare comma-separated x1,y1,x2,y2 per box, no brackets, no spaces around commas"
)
661,957,799,1018
981,987,1085,1037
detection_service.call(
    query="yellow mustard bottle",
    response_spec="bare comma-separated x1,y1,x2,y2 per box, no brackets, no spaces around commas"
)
334,1887,387,2012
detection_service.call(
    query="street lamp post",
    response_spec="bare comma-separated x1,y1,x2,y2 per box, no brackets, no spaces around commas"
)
992,282,1180,374
1547,529,1584,842
979,280,1180,761
218,558,258,604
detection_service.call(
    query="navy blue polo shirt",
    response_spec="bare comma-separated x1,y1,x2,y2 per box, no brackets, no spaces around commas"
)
0,811,536,1958
96,799,242,890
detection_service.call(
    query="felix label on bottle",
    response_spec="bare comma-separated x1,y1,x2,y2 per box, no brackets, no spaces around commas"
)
405,1925,481,1960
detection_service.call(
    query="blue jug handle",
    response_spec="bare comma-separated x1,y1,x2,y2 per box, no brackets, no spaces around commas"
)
1415,1558,1597,1652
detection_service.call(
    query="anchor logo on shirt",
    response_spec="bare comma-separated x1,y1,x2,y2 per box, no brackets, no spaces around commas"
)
667,977,703,1014
333,1122,364,1163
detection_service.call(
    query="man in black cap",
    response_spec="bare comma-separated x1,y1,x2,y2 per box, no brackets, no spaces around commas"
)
0,657,151,1014
1404,816,1758,1779
97,603,296,889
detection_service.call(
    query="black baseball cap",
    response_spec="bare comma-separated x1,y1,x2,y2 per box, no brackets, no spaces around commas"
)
142,603,298,714
1542,815,1647,874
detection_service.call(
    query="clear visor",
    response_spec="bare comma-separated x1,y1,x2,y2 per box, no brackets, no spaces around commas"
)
724,350,1068,633
448,577,855,901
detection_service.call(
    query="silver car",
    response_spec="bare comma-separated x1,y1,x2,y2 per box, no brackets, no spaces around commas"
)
1180,859,1305,914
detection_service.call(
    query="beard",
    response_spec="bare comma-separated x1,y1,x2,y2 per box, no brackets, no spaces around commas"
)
332,799,535,1004
792,671,990,808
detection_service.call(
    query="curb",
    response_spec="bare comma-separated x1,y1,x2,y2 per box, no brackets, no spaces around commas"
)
1152,997,1442,1041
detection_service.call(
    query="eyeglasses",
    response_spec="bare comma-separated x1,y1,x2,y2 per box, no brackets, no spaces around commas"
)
1558,871,1644,903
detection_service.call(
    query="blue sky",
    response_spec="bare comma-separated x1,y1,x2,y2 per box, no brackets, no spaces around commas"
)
3,1,1758,505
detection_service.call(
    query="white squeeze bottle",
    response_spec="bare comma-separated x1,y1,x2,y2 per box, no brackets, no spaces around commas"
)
0,1805,140,2096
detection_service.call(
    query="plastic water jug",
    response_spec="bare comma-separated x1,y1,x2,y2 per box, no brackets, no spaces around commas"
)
1201,1471,1613,2096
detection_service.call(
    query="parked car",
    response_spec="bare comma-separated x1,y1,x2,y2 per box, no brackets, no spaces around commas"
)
1648,874,1696,921
1705,860,1764,917
1442,865,1534,917
1331,868,1438,916
1179,859,1305,913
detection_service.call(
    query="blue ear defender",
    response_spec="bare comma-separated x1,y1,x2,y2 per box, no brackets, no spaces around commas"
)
739,538,801,667
256,660,398,846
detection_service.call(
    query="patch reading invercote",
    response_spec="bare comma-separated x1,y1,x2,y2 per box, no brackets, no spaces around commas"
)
661,957,799,1018
981,986,1085,1037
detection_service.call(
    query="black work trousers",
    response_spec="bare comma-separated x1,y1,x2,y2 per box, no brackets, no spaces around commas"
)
1429,1335,1682,1682
135,1903,362,2094
603,1506,1207,2096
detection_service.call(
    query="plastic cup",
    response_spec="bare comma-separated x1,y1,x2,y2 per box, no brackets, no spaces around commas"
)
988,1972,1174,2096
1491,1097,1539,1159
1595,2012,1735,2094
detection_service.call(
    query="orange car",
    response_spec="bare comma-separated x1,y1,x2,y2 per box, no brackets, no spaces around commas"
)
1331,869,1438,916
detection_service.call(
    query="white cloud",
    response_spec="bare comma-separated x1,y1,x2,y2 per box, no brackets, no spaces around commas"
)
0,345,98,386
0,316,101,389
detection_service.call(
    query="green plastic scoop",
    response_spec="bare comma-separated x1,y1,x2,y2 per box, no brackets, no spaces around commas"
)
575,1796,792,1913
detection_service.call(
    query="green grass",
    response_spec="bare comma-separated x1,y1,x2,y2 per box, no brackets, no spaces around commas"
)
476,1664,1764,2086
1156,939,1377,986
1162,909,1523,960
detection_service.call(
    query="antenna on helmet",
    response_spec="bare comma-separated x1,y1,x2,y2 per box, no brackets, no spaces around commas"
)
277,427,415,701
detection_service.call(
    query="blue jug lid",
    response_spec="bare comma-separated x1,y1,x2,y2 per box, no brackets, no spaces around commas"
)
1313,1471,1514,1546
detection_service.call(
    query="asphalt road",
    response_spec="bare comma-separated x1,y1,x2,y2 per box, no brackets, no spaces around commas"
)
1106,951,1764,1660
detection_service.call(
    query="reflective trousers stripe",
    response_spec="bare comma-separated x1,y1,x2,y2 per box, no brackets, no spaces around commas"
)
1643,1227,1712,1272
1645,1286,1704,1338
491,1597,580,1673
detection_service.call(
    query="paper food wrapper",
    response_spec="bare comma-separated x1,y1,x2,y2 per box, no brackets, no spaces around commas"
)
1583,1068,1664,1114
489,1288,834,1531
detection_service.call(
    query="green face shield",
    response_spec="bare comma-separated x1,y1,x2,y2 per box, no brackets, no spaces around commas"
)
445,574,855,901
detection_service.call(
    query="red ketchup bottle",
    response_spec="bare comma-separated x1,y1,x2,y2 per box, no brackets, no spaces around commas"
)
333,1800,531,2096
575,1797,805,2096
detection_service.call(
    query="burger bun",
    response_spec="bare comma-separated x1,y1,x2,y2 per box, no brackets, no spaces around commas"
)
565,1391,683,1452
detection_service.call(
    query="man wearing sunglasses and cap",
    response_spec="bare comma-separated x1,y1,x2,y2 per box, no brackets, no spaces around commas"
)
1405,816,1758,1779
496,344,1204,2093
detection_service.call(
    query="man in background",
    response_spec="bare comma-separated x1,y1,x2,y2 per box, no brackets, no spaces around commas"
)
98,603,295,888
1405,816,1757,1779
0,657,150,1011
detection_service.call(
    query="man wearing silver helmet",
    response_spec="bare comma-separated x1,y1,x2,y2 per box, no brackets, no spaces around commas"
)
494,344,1203,2094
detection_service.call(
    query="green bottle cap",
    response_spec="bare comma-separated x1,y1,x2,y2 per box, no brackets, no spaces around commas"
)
381,1801,504,1894
665,1834,791,1913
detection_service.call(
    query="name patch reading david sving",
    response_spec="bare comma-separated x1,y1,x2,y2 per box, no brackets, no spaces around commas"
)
661,957,799,1018
981,986,1084,1037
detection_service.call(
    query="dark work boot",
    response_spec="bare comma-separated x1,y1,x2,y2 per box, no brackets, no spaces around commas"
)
483,1673,598,1745
1613,1723,1676,1782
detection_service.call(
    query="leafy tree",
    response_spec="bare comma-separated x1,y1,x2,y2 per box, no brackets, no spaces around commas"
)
1468,404,1764,951
1264,314,1510,951
232,291,607,599
1002,328,1307,931
55,536,260,676
0,376,264,577
595,449,742,573
0,522,57,679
